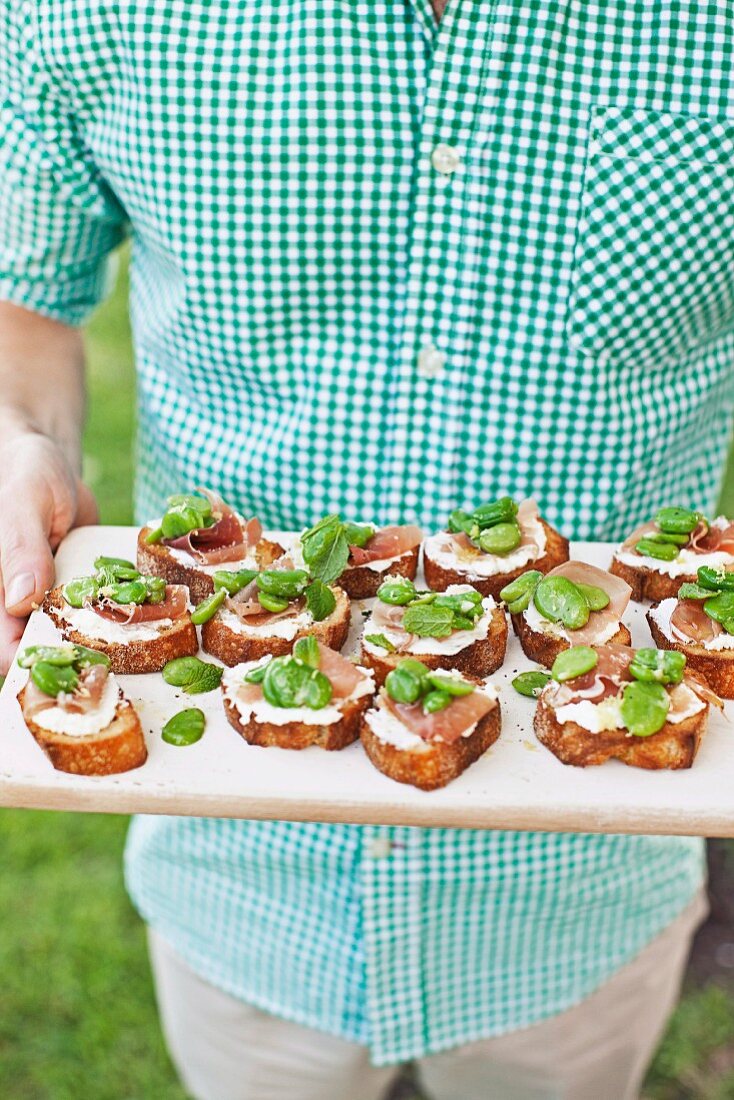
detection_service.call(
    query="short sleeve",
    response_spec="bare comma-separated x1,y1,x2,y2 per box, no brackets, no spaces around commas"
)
0,2,129,325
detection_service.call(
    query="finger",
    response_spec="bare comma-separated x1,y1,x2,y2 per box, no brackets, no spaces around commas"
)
74,480,99,527
1,502,56,616
0,604,27,675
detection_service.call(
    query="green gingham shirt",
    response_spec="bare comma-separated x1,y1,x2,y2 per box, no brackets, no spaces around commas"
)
2,0,727,1064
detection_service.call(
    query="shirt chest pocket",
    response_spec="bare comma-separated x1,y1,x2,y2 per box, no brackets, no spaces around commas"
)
568,106,734,366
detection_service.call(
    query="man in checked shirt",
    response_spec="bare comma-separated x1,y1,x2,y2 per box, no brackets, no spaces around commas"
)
1,1,728,1097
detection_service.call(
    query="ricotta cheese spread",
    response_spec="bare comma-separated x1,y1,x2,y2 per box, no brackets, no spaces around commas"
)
423,518,546,578
222,659,374,727
218,607,314,640
649,597,734,652
33,677,120,737
554,684,704,732
60,604,174,643
523,600,620,645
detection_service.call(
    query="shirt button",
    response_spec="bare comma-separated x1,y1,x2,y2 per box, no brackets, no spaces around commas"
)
368,837,393,859
431,143,461,175
417,345,446,379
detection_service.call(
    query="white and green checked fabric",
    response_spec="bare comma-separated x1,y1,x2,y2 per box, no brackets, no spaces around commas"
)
2,0,729,1064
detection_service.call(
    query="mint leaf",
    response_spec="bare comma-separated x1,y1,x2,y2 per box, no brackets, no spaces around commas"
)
301,514,350,584
402,603,455,638
305,580,337,622
365,633,397,653
162,656,223,694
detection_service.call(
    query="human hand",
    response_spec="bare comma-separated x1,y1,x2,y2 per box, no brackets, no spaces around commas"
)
0,431,97,673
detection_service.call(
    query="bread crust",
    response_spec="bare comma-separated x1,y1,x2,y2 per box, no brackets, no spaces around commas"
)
609,555,691,603
338,547,419,600
221,686,372,750
43,587,198,675
534,693,706,769
137,527,284,603
18,685,147,775
648,612,734,699
511,612,631,670
201,587,351,666
423,519,570,599
360,606,508,687
360,701,501,790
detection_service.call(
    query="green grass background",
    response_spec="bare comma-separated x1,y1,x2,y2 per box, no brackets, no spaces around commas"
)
3,254,734,1099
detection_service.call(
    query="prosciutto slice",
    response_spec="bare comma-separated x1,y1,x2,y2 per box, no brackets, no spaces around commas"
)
540,561,631,645
164,489,261,565
670,599,723,645
228,597,305,629
24,664,112,719
620,520,659,554
316,643,370,698
89,584,189,625
558,644,635,702
449,498,542,560
691,518,734,555
385,687,495,744
349,525,423,565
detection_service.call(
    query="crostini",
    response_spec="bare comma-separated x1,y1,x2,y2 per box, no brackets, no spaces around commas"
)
198,564,349,666
534,643,718,769
299,513,423,599
221,638,374,749
16,644,147,775
359,576,507,685
648,566,734,698
422,496,569,599
503,561,631,669
138,489,284,602
610,506,734,602
44,557,197,675
360,658,501,789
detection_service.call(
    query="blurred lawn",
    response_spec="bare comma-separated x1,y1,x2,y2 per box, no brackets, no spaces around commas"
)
3,251,734,1099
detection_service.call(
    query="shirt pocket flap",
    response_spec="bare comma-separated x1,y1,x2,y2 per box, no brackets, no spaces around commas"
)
591,106,734,165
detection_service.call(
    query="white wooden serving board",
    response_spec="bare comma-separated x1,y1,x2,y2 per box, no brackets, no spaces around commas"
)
1,526,732,835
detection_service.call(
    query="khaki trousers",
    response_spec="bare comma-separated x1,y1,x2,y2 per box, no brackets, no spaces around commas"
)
148,889,707,1100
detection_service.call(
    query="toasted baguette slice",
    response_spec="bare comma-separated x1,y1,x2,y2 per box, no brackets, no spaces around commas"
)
18,685,147,775
201,587,350,666
222,680,372,750
360,606,508,687
534,693,706,769
360,700,501,790
609,556,695,603
648,612,734,698
511,612,631,670
423,520,569,599
137,526,284,603
43,587,198,675
338,547,420,600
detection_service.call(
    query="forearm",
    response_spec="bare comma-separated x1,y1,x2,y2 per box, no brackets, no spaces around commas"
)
0,301,86,473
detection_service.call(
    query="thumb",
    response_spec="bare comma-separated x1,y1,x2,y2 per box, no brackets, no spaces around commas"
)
1,509,56,616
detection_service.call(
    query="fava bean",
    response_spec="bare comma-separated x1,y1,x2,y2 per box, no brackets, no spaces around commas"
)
534,577,589,631
162,708,206,746
30,661,79,697
551,645,598,683
512,670,551,698
191,590,226,625
478,521,521,556
620,681,670,737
